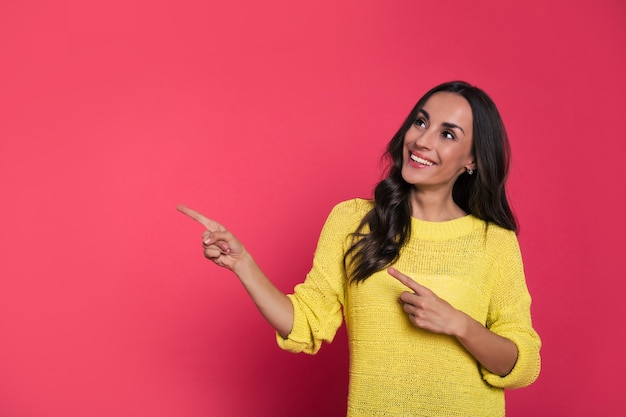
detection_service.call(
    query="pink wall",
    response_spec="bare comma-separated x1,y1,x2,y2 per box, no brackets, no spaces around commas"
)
1,1,624,416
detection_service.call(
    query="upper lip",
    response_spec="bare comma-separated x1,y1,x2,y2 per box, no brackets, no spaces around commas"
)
410,151,436,165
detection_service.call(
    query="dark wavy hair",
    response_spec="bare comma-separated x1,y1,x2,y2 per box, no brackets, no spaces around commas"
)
345,81,517,284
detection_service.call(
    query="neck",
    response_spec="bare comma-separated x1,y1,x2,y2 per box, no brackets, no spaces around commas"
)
409,188,466,222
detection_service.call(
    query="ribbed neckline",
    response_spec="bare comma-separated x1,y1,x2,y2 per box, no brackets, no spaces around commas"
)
410,214,482,241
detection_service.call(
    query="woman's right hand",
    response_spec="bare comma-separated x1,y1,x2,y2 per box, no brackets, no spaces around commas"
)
177,204,294,337
176,204,247,272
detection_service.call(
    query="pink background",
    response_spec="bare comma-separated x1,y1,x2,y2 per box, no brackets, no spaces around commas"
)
1,1,624,416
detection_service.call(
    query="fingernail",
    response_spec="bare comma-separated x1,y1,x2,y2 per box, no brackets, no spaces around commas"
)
203,238,211,244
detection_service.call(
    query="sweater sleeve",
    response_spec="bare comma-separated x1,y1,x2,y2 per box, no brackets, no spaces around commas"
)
276,200,363,355
481,229,542,389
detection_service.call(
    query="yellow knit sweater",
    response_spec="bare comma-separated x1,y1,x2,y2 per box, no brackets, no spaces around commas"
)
277,199,541,416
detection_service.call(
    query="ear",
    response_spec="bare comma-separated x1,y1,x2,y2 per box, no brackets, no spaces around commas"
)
465,159,476,171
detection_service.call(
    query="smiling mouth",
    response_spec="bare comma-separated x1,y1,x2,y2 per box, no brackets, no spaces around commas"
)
410,154,434,166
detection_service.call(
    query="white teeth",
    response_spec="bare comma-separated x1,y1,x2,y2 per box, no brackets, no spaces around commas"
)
410,154,434,166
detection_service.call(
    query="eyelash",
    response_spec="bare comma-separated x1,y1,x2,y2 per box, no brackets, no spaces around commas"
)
442,131,455,140
414,118,457,140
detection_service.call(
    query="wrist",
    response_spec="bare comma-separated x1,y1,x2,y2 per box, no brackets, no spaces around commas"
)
231,250,256,279
452,310,473,340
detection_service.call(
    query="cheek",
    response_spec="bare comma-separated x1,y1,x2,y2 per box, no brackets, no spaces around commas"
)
400,135,410,158
403,125,418,143
402,132,411,147
446,143,473,164
462,147,475,165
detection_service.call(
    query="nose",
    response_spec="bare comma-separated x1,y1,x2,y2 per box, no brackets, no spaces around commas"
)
413,128,435,150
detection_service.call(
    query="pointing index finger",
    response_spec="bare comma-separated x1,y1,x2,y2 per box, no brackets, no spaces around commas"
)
176,204,222,231
388,267,426,294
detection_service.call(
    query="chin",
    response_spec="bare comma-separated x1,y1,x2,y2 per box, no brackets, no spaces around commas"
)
400,170,421,187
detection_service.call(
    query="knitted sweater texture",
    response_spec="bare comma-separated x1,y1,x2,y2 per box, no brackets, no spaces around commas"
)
277,199,541,416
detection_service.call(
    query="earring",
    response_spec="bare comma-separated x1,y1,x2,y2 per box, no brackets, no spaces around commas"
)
467,168,474,175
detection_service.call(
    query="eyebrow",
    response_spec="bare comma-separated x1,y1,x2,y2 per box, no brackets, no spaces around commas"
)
417,109,465,134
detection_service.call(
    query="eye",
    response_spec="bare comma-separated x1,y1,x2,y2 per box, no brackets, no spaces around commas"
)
414,118,426,128
442,130,456,140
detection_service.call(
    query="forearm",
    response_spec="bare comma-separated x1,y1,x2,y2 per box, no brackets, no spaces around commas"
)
455,312,518,377
233,252,294,338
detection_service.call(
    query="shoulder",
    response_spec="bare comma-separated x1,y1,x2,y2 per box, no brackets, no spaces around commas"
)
482,221,517,240
464,217,520,257
480,221,523,264
330,198,373,219
322,198,372,234
483,221,519,246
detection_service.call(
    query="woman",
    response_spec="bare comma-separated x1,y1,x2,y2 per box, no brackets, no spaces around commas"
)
178,81,541,416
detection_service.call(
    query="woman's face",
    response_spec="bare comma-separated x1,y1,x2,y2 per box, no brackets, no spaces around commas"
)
401,92,476,191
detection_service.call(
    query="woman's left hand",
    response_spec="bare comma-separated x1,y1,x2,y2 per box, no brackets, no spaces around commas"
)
388,267,467,336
